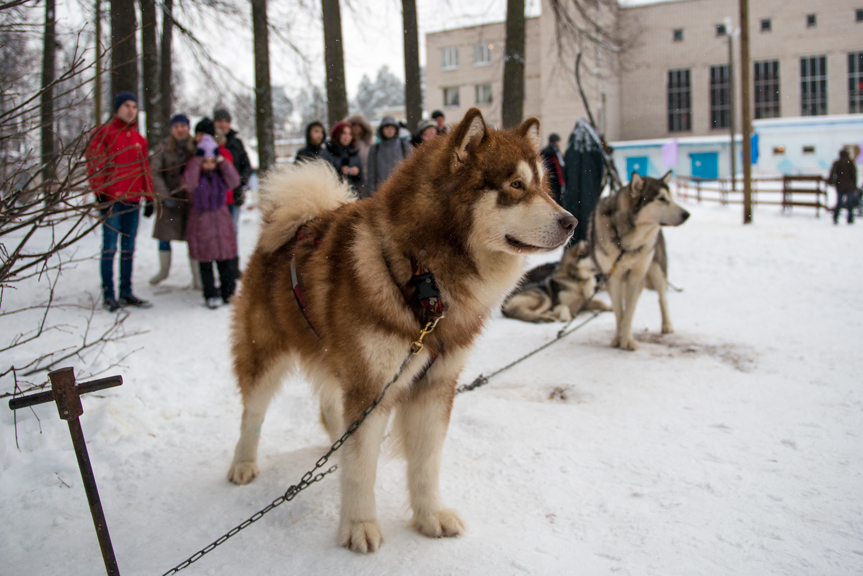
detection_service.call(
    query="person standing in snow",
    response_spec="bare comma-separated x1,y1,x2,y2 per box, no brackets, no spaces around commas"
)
541,133,565,205
86,91,154,312
182,135,241,309
348,115,373,186
295,121,326,163
364,116,411,198
148,114,196,287
828,149,858,225
431,110,449,135
410,118,439,148
214,108,252,276
321,121,363,192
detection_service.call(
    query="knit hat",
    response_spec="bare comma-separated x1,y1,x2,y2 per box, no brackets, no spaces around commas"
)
113,91,138,112
330,120,351,142
213,108,232,122
431,110,444,119
170,114,190,127
417,119,437,133
196,134,220,159
195,117,216,137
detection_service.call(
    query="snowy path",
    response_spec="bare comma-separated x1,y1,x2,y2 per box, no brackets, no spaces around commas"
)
2,200,861,575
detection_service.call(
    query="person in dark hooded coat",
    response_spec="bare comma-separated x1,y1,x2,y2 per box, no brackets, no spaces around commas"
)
563,119,605,244
320,121,363,192
295,121,326,163
364,116,411,198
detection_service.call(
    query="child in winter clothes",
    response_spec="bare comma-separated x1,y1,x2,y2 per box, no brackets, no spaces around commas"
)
182,135,240,308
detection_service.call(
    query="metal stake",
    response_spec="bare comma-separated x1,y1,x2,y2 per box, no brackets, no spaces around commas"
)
9,367,123,576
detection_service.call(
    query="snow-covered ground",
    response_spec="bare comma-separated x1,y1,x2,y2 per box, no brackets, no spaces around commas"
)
2,197,862,576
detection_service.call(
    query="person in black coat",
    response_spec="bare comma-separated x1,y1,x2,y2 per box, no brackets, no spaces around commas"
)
541,133,565,204
828,149,858,224
214,108,253,276
320,120,363,192
295,121,326,163
563,120,605,244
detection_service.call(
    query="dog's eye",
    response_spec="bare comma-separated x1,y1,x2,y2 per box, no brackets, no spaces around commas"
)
511,180,523,190
659,197,669,204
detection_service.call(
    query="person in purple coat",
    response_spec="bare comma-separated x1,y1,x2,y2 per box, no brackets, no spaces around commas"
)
182,135,241,308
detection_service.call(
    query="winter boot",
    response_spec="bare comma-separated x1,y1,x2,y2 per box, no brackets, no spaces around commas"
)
189,257,203,290
149,250,172,285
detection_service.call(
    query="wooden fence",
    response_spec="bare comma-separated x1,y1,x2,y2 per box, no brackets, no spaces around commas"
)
674,175,829,216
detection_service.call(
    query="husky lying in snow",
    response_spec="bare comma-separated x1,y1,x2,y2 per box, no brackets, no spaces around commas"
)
226,108,576,552
588,171,689,350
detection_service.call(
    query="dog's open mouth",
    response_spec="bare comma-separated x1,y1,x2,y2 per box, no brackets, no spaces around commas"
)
506,235,555,252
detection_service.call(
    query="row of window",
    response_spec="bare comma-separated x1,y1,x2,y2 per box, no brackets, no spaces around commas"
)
667,53,863,132
675,9,863,42
441,43,494,70
442,84,493,107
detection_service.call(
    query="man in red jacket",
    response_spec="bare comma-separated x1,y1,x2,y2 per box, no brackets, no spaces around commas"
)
87,92,154,312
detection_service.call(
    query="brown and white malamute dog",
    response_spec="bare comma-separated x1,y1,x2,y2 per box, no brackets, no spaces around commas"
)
227,109,576,552
588,172,689,351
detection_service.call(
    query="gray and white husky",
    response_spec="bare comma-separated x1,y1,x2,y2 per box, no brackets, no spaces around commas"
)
588,171,689,350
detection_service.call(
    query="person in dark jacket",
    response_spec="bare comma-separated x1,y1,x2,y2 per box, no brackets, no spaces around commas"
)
541,133,565,204
829,149,858,224
410,118,439,148
364,116,411,198
295,121,326,163
214,109,252,275
149,114,196,286
431,110,448,135
321,121,363,192
563,119,605,244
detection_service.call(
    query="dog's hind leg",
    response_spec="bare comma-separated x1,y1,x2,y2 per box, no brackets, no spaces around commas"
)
647,262,673,334
228,356,292,485
393,360,464,540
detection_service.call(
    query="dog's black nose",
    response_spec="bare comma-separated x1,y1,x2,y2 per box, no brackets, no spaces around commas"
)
681,210,690,222
558,214,577,232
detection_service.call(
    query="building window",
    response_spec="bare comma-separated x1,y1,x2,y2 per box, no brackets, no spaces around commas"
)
667,69,691,132
441,47,458,70
806,14,816,27
802,146,815,154
857,9,863,22
673,29,683,42
760,19,771,32
849,52,863,113
443,86,460,107
754,60,780,118
716,23,726,36
801,55,827,116
475,83,492,105
773,146,785,155
473,43,492,66
710,65,730,129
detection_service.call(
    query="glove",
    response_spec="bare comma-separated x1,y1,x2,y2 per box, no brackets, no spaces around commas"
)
143,201,154,218
233,187,246,207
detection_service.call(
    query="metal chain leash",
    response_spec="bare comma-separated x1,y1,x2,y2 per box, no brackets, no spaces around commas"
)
161,319,440,575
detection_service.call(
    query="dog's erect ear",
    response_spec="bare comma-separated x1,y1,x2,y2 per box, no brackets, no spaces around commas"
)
629,172,645,197
661,170,673,184
516,117,541,153
452,108,487,163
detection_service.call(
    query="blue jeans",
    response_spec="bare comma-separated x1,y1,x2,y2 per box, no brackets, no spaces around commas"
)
100,201,140,300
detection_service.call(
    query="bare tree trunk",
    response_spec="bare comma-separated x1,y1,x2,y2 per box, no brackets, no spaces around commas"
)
322,0,347,124
141,0,159,147
502,0,525,128
159,0,173,138
94,0,103,125
41,0,56,185
402,0,421,133
110,0,138,98
252,0,275,172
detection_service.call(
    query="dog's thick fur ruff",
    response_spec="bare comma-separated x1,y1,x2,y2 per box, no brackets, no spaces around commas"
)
227,109,576,552
501,240,612,323
587,172,689,350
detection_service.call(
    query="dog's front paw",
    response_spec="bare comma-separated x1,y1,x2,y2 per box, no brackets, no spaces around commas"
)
618,337,639,351
661,321,674,334
610,335,620,348
413,509,464,538
339,520,383,553
227,461,259,485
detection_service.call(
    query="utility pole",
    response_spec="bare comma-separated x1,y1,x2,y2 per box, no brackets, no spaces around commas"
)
739,0,753,224
724,17,736,192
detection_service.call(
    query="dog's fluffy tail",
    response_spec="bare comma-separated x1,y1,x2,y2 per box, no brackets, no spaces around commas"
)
256,160,356,253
